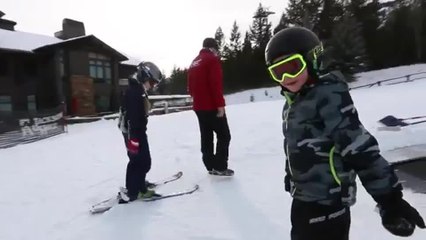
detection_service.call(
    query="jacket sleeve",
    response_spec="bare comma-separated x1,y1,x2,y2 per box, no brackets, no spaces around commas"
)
316,82,400,198
207,57,225,108
283,138,292,192
126,90,148,140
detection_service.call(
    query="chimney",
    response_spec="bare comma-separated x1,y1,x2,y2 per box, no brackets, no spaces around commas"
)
0,11,17,31
54,18,85,40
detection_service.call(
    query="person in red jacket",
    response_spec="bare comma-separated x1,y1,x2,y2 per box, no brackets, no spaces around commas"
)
187,38,233,176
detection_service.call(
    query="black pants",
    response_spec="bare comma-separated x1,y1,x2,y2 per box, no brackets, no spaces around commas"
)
291,199,351,240
123,133,151,197
195,110,231,171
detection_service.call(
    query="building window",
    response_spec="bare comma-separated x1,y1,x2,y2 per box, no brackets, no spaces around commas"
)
95,95,110,112
0,96,12,112
0,59,8,76
27,95,36,111
59,50,65,78
89,53,112,84
15,60,37,85
24,60,38,76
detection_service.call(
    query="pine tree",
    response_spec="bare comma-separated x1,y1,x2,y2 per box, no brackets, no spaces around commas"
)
223,31,253,92
250,3,273,49
326,14,368,81
285,0,322,29
167,67,188,94
228,21,242,59
222,21,242,60
379,1,421,66
242,31,253,55
214,27,225,54
410,0,423,60
316,0,344,39
345,0,381,69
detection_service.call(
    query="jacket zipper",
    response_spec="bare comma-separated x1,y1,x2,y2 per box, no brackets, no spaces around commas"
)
283,92,294,177
283,94,296,196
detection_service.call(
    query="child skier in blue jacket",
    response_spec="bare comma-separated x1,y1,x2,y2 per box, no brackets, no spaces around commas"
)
118,61,163,203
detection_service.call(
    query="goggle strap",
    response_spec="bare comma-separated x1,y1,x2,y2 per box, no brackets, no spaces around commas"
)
307,44,324,61
307,44,324,70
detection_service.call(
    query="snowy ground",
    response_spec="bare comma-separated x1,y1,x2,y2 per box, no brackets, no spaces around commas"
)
1,65,426,240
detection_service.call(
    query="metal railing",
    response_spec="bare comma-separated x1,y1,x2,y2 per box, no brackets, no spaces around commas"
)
65,95,193,124
350,72,426,90
150,95,192,115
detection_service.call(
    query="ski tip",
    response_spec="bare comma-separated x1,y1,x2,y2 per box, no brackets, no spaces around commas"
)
176,171,183,177
187,184,200,194
90,207,108,214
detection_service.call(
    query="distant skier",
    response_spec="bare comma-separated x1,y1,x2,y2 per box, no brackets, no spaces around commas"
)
265,27,425,239
187,37,233,176
117,61,163,203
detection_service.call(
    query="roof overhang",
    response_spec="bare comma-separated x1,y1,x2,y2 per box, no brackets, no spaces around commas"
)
33,35,128,61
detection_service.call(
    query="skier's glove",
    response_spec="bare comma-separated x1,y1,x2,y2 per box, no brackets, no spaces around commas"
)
126,139,139,155
284,174,291,192
374,189,425,236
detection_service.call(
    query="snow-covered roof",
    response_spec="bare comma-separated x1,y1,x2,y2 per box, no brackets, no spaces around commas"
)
35,34,91,49
33,34,128,61
0,28,134,63
0,28,62,52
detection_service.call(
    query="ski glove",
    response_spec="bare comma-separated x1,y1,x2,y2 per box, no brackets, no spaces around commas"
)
284,174,295,193
374,189,425,236
284,174,291,192
126,139,140,155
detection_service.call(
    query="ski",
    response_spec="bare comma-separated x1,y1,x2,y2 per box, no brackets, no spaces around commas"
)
141,184,200,202
90,184,199,214
90,171,183,214
90,197,119,214
147,171,183,188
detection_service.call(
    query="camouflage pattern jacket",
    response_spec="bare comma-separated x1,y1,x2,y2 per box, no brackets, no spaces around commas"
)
282,72,400,206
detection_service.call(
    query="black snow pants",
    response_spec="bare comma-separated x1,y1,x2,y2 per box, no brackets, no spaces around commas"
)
290,199,351,240
195,110,231,171
123,133,151,198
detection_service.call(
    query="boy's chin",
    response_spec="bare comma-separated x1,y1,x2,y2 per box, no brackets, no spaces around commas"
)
284,85,302,93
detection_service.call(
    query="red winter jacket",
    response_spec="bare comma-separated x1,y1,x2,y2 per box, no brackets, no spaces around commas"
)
187,49,225,111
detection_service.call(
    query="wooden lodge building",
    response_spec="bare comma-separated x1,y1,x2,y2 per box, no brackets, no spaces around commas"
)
0,11,139,116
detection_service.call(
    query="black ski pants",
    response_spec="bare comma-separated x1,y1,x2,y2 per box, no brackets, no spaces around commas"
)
291,199,351,240
195,110,231,171
123,133,151,197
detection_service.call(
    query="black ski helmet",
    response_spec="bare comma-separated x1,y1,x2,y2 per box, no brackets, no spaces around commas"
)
265,27,324,74
135,61,163,85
